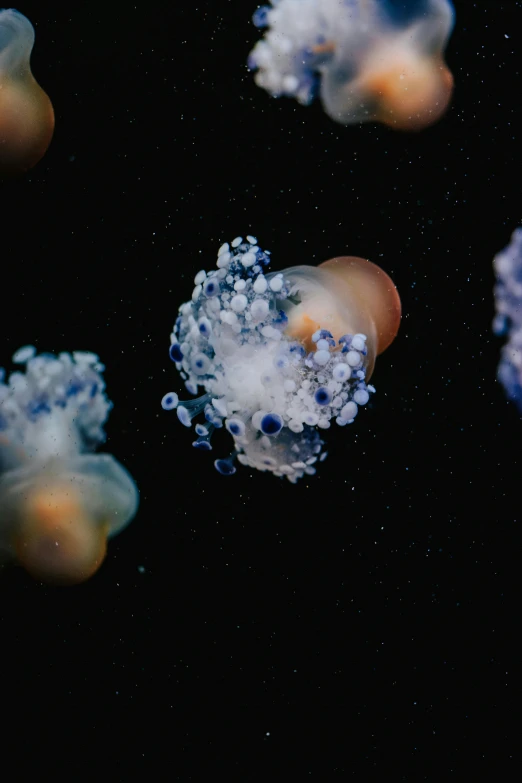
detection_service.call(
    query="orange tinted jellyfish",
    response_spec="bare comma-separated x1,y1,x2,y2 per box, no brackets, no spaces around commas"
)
249,0,455,131
0,347,139,584
162,237,401,482
0,9,54,176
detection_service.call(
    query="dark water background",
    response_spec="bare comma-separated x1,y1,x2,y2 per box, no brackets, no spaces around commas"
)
0,1,517,774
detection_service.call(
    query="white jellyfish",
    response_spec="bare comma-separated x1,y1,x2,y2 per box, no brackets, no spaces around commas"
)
248,0,455,131
162,235,401,482
0,347,139,584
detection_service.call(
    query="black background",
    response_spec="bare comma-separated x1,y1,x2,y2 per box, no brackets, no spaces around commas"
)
0,1,518,774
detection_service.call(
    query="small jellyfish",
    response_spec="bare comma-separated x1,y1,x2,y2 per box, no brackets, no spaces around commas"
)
162,235,401,482
0,9,55,176
248,0,455,131
0,347,139,584
493,228,522,409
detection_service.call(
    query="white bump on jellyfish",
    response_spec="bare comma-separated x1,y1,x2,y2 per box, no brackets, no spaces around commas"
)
218,242,230,256
194,270,207,285
161,392,179,410
314,350,330,366
191,353,212,375
177,406,191,427
353,388,370,405
212,398,228,418
253,275,268,294
346,350,362,367
351,334,367,351
217,252,231,269
251,410,267,431
341,401,358,421
332,363,350,382
12,345,36,364
231,237,243,248
251,299,270,320
269,275,283,292
198,316,212,337
231,294,248,313
248,0,455,131
240,252,256,268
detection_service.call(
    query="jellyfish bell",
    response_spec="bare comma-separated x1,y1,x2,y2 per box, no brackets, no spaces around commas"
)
0,453,138,585
353,50,454,131
12,484,109,585
319,256,402,356
320,3,455,131
278,256,401,378
0,9,55,176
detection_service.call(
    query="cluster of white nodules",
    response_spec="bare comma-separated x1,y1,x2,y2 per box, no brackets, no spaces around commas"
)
493,227,522,407
248,0,390,105
162,236,375,482
0,346,111,460
248,0,337,105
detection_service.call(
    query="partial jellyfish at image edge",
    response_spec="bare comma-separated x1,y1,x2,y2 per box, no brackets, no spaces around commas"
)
0,346,139,584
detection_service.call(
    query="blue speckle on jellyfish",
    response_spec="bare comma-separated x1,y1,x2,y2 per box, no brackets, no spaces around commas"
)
248,0,455,131
162,236,401,482
0,9,54,175
0,347,139,584
493,228,522,409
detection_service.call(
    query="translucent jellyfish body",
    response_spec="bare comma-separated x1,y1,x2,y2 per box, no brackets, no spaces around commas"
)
162,236,401,482
0,347,139,584
0,9,54,175
248,0,455,131
493,228,522,409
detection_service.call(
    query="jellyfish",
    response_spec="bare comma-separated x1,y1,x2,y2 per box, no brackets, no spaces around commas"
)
493,228,522,409
0,9,55,176
0,347,139,584
162,235,401,482
248,0,455,131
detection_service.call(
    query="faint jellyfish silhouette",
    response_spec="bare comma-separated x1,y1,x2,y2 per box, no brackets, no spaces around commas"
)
162,235,401,482
248,0,455,131
493,228,522,408
0,347,139,584
0,9,54,176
